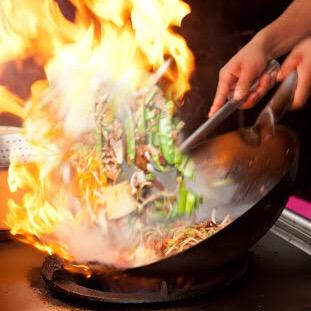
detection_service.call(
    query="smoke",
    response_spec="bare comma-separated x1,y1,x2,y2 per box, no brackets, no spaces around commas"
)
54,215,159,269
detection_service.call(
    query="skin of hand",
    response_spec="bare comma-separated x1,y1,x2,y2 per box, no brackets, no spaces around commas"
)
277,37,311,109
208,0,311,117
208,38,276,117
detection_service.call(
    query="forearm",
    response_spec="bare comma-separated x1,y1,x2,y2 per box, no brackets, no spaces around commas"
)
252,0,311,59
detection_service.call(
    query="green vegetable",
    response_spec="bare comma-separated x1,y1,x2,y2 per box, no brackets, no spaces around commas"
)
174,146,183,166
183,158,195,178
147,132,153,145
125,111,136,164
138,105,146,134
176,155,195,178
151,210,169,221
151,153,167,172
185,192,196,215
145,108,156,120
177,181,187,215
146,172,155,181
151,132,160,147
96,128,103,157
145,86,159,105
159,116,175,165
170,202,179,219
175,180,201,217
154,199,164,209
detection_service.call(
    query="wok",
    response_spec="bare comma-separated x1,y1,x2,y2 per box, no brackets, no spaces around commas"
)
127,71,299,277
41,73,299,304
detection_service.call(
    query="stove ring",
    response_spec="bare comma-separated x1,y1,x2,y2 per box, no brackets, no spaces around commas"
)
41,255,248,304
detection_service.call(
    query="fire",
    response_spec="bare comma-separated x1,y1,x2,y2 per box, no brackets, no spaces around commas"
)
2,0,194,273
0,86,25,119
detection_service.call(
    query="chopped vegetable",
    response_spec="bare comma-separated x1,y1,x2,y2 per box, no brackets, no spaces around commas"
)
174,146,183,166
151,132,160,147
151,152,167,172
146,172,155,181
176,155,195,178
177,180,187,215
96,128,103,157
185,192,196,215
138,105,146,134
85,74,208,268
124,110,136,164
100,181,137,220
159,116,175,165
145,86,159,105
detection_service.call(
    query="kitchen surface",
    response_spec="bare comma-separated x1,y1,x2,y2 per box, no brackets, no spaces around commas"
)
1,231,311,311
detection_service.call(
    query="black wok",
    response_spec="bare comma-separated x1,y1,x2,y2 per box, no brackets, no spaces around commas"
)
127,72,299,277
41,73,300,304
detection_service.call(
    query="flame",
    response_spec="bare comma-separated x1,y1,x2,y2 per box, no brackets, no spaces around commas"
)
0,86,25,119
3,0,194,273
0,0,80,64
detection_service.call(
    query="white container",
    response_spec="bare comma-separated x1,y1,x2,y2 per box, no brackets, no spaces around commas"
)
0,127,32,230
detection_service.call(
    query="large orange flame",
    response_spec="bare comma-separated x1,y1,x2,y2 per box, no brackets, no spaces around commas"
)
3,0,194,272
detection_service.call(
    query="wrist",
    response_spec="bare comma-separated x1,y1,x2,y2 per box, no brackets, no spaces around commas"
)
251,29,277,60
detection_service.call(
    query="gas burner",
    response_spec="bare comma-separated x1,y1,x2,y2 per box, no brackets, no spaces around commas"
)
41,255,248,304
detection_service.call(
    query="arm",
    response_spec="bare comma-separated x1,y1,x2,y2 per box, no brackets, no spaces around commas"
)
258,0,311,59
278,37,311,109
209,0,311,116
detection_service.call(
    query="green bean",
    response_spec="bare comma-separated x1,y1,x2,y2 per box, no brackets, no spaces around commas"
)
177,181,187,215
125,111,136,164
138,105,146,134
185,192,196,215
159,116,175,165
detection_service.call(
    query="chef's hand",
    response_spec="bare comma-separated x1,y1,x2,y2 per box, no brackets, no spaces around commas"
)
277,37,311,109
209,40,277,117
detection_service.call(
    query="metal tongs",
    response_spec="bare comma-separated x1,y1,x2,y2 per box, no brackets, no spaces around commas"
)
180,59,280,153
186,69,298,220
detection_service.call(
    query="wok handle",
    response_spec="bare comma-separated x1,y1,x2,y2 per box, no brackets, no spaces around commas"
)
255,70,297,129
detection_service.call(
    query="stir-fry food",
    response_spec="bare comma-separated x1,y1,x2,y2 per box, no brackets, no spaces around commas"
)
144,214,232,258
162,216,231,256
72,82,202,225
64,81,232,268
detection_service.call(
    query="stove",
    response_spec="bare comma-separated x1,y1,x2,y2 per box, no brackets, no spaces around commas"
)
41,255,248,304
1,231,311,311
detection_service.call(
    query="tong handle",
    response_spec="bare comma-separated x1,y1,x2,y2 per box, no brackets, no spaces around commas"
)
255,70,297,129
180,60,280,153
